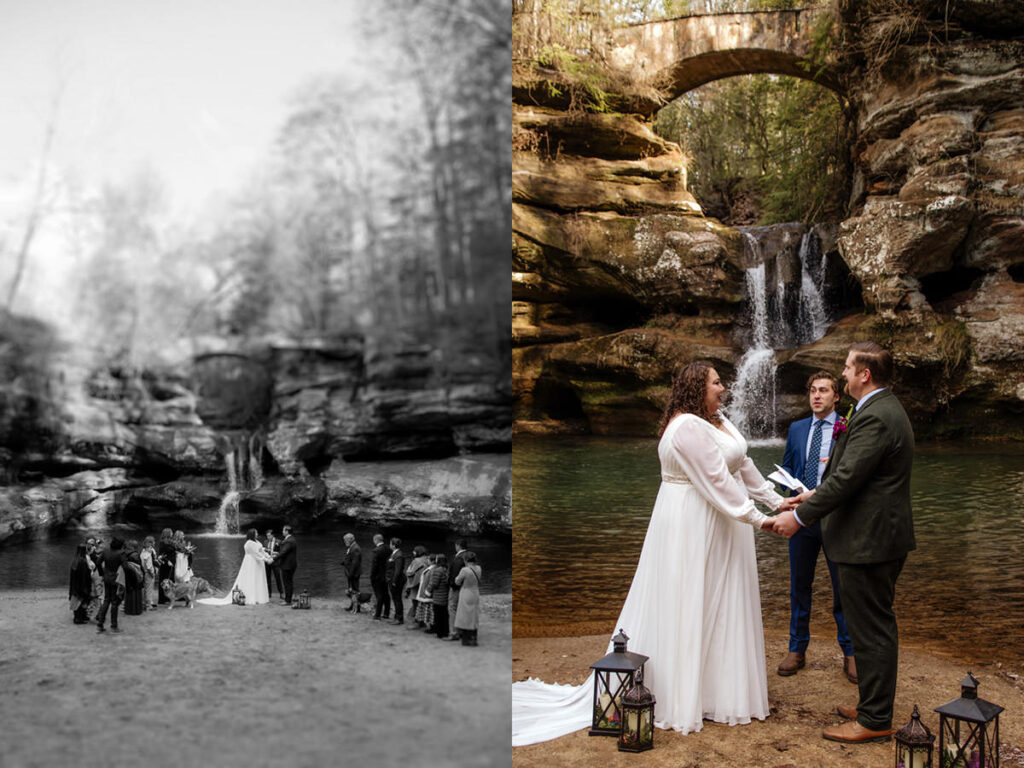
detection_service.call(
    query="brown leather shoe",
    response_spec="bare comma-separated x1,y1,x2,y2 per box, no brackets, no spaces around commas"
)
843,655,858,684
822,721,893,743
836,703,858,720
777,651,805,676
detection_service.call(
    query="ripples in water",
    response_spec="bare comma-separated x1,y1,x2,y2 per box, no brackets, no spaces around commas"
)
514,436,1024,668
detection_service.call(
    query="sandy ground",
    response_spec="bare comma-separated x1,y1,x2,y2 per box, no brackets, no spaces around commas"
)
1,589,511,768
512,630,1024,768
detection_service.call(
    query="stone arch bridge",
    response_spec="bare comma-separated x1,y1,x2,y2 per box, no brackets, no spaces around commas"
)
609,8,840,100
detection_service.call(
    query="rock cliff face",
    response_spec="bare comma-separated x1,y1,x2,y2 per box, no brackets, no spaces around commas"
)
0,329,511,545
513,104,753,434
834,3,1024,436
513,2,1024,440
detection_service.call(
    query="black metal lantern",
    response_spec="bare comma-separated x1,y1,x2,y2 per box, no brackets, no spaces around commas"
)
231,586,246,605
895,705,934,768
589,629,648,737
618,666,655,753
298,589,311,609
935,672,1003,768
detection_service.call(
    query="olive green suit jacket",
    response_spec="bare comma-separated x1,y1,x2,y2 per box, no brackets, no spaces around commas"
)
794,388,916,565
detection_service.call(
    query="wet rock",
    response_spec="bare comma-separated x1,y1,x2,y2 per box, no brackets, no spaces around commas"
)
322,454,511,534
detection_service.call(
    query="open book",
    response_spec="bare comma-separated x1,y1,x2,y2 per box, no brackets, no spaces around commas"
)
767,464,809,494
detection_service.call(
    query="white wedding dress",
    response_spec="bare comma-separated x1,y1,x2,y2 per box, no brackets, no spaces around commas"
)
512,413,783,745
198,539,272,606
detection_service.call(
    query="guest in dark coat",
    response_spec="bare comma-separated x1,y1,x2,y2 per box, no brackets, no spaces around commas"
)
370,534,390,620
95,538,126,633
122,539,145,616
69,544,93,624
342,533,362,612
156,528,176,604
427,553,450,639
386,538,406,625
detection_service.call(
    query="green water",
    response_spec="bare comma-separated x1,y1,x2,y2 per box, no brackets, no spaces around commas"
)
513,436,1024,668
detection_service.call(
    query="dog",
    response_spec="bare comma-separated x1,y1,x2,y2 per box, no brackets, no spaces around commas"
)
161,579,199,609
345,589,373,613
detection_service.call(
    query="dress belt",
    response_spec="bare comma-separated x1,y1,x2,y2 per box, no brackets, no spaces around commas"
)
661,475,692,486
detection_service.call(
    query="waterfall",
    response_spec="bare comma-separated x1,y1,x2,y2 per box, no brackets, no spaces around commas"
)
728,235,778,440
213,434,264,535
729,226,836,439
795,230,829,345
214,490,241,535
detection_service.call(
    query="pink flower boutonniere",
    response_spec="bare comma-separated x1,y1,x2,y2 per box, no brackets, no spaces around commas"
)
832,405,855,440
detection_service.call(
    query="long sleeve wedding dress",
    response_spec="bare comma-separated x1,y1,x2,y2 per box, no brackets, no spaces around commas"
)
512,413,784,745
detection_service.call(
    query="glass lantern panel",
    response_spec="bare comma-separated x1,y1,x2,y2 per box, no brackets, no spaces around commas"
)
640,708,653,745
594,671,631,731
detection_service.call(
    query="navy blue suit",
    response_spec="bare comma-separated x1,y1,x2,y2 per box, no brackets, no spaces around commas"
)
782,414,853,656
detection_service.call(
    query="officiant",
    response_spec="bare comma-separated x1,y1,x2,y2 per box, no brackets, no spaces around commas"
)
777,371,856,684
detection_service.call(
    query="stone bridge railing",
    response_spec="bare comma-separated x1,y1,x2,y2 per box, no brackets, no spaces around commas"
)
609,8,839,98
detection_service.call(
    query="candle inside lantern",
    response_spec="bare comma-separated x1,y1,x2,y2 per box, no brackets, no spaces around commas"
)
625,709,638,739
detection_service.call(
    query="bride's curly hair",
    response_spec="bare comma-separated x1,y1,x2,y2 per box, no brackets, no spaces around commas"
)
658,361,722,435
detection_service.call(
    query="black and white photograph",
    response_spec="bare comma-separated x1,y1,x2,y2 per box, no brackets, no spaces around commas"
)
0,1,511,766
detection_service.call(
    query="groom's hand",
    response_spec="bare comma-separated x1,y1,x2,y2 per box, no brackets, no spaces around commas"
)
772,510,802,539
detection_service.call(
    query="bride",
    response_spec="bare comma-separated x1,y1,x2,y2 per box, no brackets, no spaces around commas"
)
199,528,274,606
512,361,785,745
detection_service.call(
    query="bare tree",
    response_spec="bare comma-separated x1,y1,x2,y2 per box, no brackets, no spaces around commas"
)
4,81,65,311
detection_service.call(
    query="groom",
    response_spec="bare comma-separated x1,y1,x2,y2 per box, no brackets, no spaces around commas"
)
772,342,915,744
276,526,297,605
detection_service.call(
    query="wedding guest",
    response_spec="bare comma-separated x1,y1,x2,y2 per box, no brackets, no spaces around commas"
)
96,538,126,634
157,528,175,604
140,536,158,609
342,533,363,613
69,544,93,625
172,530,194,583
778,371,856,683
386,538,406,625
417,555,438,632
454,552,482,647
85,538,104,618
446,539,469,641
122,539,145,616
425,553,450,639
370,533,390,621
405,545,430,629
263,529,283,599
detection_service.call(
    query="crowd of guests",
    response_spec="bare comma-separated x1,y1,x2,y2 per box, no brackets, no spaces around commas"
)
68,528,198,632
69,529,485,645
344,535,483,646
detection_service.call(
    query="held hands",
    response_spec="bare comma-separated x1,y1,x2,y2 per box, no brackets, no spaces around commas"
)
767,510,802,538
763,490,815,538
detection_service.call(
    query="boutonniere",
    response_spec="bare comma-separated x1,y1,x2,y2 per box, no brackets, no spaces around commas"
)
832,405,855,440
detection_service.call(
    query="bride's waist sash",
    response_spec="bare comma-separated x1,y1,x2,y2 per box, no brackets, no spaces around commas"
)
661,474,693,486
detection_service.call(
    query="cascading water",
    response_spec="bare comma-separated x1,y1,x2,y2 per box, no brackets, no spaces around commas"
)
214,490,241,535
212,433,264,535
728,239,778,439
728,228,834,440
795,230,829,346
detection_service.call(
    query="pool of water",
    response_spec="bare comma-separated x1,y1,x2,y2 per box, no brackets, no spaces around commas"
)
0,524,510,597
513,435,1024,668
